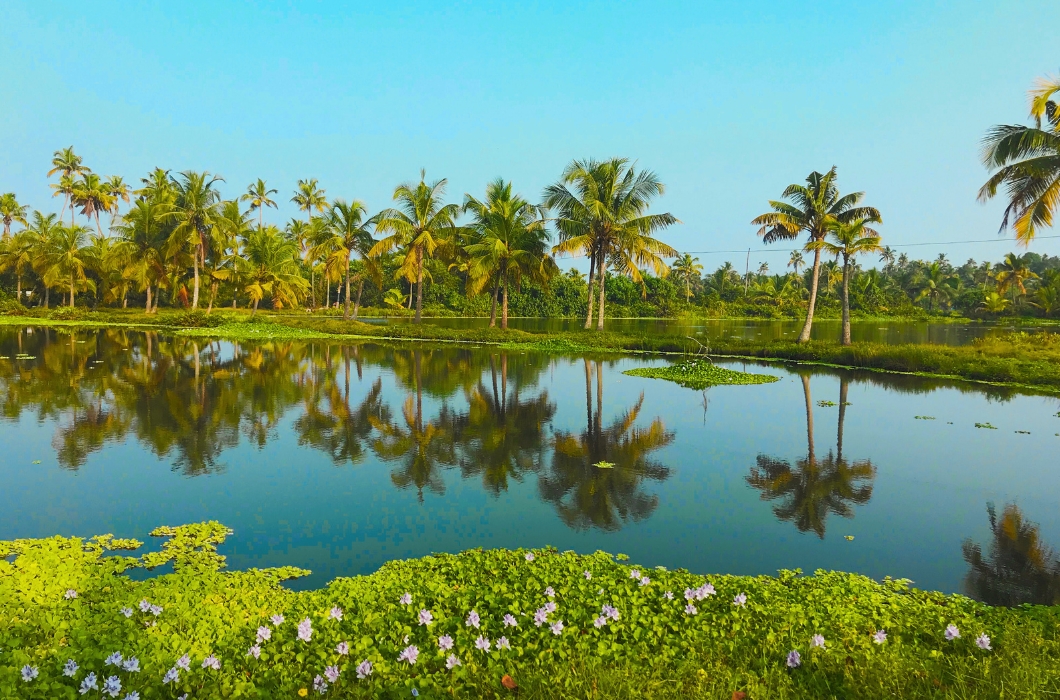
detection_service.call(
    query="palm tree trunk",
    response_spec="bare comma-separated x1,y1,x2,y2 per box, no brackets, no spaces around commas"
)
191,245,201,309
207,282,217,314
343,252,352,321
841,257,852,346
488,274,500,328
414,246,424,324
501,274,509,330
94,212,103,236
596,255,606,331
584,251,596,329
797,246,823,343
584,358,593,433
45,286,50,309
122,290,128,308
69,274,75,308
145,284,152,313
353,278,364,319
837,377,848,460
311,267,316,310
802,373,815,463
252,297,260,316
16,275,21,299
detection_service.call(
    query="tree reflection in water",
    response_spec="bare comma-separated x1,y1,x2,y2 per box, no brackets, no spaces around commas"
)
963,503,1060,606
747,374,875,538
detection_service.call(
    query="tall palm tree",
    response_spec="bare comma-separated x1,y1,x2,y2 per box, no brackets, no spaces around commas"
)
0,193,29,239
166,171,224,309
104,176,131,219
671,253,703,303
242,179,278,229
808,219,883,345
372,170,462,323
995,252,1039,305
23,211,61,307
463,178,557,329
72,173,115,236
43,223,97,307
0,229,35,298
788,250,805,276
291,179,328,309
236,225,308,314
113,198,170,312
879,246,896,270
751,168,881,343
325,199,380,320
545,158,678,330
979,75,1060,245
914,262,956,312
48,147,92,224
202,200,246,312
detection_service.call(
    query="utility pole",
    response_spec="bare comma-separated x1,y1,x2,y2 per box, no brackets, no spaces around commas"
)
744,248,751,295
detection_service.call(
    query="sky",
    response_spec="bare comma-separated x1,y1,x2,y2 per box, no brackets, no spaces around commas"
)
2,0,1059,273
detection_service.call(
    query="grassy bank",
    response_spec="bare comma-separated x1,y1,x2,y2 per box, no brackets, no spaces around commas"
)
2,523,1058,699
3,309,1060,393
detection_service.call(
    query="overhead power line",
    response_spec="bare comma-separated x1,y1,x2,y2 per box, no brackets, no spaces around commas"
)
676,234,1060,255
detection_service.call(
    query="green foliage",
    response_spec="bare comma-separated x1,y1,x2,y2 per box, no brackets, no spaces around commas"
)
48,306,85,321
169,309,227,328
3,523,1060,699
0,299,28,316
975,423,998,430
623,359,779,390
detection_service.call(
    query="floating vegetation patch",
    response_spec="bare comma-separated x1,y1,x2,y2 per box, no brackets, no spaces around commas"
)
593,461,616,469
623,359,778,390
1015,430,1031,435
817,401,837,407
975,423,998,430
914,416,936,420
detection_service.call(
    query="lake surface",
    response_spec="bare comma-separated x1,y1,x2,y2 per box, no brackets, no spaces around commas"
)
2,326,1058,605
368,316,1060,346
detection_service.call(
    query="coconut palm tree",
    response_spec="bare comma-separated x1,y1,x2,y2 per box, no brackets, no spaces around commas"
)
236,225,308,314
0,229,35,298
914,262,956,312
113,198,170,312
202,200,245,312
372,170,462,323
72,173,115,236
995,252,1039,305
324,199,381,320
242,179,278,229
291,179,328,309
104,176,131,219
545,158,678,330
671,253,703,303
166,171,224,309
788,250,805,277
979,291,1011,315
807,219,882,345
752,168,881,343
48,147,92,224
43,223,97,307
23,211,61,307
879,246,896,270
0,193,29,239
463,178,557,329
979,75,1060,245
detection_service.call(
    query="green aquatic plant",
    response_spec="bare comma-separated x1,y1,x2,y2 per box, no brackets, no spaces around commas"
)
817,400,837,407
622,359,778,390
975,423,998,430
914,416,936,420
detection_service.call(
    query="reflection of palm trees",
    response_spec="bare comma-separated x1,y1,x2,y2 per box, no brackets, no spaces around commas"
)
747,375,874,538
295,373,389,466
370,396,457,500
540,359,674,531
963,503,1060,606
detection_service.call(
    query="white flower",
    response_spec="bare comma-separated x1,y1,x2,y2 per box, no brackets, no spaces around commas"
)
328,606,343,621
65,589,78,600
399,592,412,605
550,620,564,635
475,635,491,652
21,665,39,682
202,655,220,670
524,552,535,562
584,571,592,580
247,645,261,659
976,634,992,651
120,607,133,618
445,654,461,669
811,634,826,648
497,636,511,650
945,624,960,641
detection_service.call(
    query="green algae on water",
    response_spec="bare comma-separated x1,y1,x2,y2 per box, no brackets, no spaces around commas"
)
623,358,778,390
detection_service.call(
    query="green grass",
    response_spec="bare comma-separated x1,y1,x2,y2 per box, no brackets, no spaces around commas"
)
3,523,1059,699
623,358,779,389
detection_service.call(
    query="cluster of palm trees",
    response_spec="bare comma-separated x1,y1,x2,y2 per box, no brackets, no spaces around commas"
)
0,156,678,330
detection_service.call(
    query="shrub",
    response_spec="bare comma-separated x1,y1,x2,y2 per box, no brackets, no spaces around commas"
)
0,300,28,316
170,310,227,328
48,307,85,321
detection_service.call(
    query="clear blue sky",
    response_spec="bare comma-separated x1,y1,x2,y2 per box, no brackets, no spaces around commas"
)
3,0,1058,272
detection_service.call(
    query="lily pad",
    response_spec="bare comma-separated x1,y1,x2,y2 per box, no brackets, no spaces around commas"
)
593,461,616,469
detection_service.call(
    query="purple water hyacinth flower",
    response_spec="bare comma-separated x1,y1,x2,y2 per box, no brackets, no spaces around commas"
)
403,635,410,643
811,634,826,648
126,693,140,700
475,636,491,652
102,675,121,697
257,626,272,643
270,614,285,626
597,588,604,595
594,616,607,628
503,614,518,627
533,608,548,626
324,665,340,683
497,637,511,650
162,668,179,684
550,620,565,635
122,657,140,672
21,665,39,682
336,641,350,655
445,654,461,669
399,592,412,605
584,571,592,580
247,645,261,659
313,675,327,694
120,607,133,618
466,610,481,628
696,584,716,600
945,624,960,641
601,604,619,621
418,609,433,626
178,695,188,700
65,589,78,599
64,659,79,677
413,689,419,697
545,586,555,598
787,650,801,668
329,606,343,621
524,552,535,562
149,604,163,616
138,599,151,612
976,634,991,650
544,601,557,614
202,655,220,670
685,587,697,601
105,652,123,667
685,603,698,615
639,577,651,586
298,617,313,642
398,645,419,665
664,591,674,600
356,660,373,679
733,593,747,607
630,569,641,580
438,635,454,651
80,672,98,693
872,630,887,644
175,654,191,671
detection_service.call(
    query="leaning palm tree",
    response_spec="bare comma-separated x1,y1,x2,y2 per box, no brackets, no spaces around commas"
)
979,75,1060,245
544,158,678,330
371,170,462,323
48,147,92,224
166,171,224,309
324,199,381,320
236,225,309,314
242,179,278,229
463,178,557,329
751,168,881,343
807,219,882,345
0,193,29,239
291,179,328,308
670,253,703,303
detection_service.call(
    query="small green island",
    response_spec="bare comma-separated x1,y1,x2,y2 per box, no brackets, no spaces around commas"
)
623,358,779,389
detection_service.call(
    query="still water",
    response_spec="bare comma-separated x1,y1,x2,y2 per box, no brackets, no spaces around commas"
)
372,316,1060,346
1,327,1058,605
